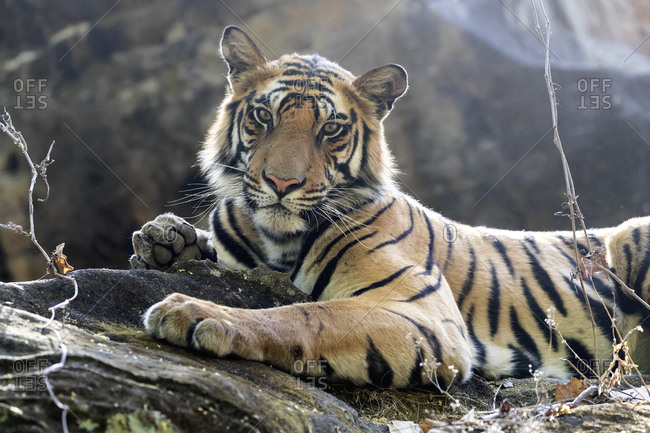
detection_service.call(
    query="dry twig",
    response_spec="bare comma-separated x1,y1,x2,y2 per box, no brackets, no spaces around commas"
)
530,0,649,401
1,108,78,433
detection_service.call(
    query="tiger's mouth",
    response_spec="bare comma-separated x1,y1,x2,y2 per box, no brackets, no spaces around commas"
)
252,204,310,240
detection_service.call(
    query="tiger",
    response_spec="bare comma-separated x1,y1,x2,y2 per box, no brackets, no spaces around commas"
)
131,25,650,388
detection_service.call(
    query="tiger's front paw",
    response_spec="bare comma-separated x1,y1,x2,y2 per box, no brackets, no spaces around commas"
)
130,213,216,270
143,293,265,360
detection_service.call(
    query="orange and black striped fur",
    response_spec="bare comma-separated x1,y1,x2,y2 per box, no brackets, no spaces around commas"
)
132,26,650,388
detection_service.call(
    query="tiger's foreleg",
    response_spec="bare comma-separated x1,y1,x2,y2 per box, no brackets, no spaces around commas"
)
143,293,473,388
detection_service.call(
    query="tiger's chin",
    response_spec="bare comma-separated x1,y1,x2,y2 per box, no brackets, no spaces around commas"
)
252,205,309,241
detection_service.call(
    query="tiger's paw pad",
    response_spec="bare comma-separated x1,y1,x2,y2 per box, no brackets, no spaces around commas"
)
130,213,215,270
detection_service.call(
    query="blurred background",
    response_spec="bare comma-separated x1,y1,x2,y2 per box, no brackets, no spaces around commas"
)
1,0,649,282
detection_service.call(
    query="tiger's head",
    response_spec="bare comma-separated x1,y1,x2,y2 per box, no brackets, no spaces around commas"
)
200,26,407,240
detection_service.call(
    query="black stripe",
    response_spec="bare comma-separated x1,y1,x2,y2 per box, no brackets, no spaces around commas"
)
520,277,558,351
352,265,412,297
564,338,594,377
254,94,272,104
556,235,589,256
314,197,396,265
242,124,256,136
282,61,310,70
488,264,500,336
524,246,567,316
457,247,476,311
563,277,613,341
443,225,454,272
509,305,542,366
507,344,538,377
366,337,393,387
282,69,309,76
226,202,264,262
525,235,540,254
331,137,351,153
211,205,257,269
465,305,486,369
310,231,378,299
587,274,614,302
632,227,650,295
632,227,641,250
277,92,304,113
291,196,378,280
444,319,466,341
345,109,359,166
386,310,442,361
333,158,354,182
312,95,321,122
492,237,514,276
400,273,443,303
186,320,201,348
235,109,246,156
221,101,240,165
408,346,425,386
369,202,414,252
553,244,576,266
421,212,436,275
319,356,334,377
611,267,644,315
359,122,374,183
623,244,633,285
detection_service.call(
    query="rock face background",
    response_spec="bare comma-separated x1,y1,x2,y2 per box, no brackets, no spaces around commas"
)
1,0,649,281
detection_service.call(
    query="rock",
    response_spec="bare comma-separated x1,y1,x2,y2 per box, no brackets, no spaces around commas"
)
0,259,311,329
2,261,650,432
0,261,385,433
2,0,650,281
0,307,386,433
546,402,650,433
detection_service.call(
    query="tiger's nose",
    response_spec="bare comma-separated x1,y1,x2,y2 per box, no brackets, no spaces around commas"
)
263,171,305,197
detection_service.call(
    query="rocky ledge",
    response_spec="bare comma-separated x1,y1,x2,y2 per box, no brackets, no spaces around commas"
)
1,261,649,432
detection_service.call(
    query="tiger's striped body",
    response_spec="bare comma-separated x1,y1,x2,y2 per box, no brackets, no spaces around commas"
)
133,26,650,388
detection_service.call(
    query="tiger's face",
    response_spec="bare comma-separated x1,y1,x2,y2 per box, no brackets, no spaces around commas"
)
200,27,408,239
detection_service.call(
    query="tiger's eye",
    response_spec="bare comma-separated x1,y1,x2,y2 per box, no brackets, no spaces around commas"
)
255,107,272,123
323,122,341,135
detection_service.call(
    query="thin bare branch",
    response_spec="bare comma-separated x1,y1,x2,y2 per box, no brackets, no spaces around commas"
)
0,108,78,433
530,0,601,376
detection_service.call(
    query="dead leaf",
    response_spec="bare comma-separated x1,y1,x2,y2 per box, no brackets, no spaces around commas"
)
554,377,587,402
580,246,609,278
51,243,74,275
499,399,512,417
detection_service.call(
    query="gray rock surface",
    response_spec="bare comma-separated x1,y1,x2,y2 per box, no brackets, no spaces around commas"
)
1,0,649,281
0,261,386,433
2,261,650,432
1,307,387,433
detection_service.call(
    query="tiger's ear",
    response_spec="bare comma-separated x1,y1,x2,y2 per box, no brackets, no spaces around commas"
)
353,64,408,119
220,26,267,81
